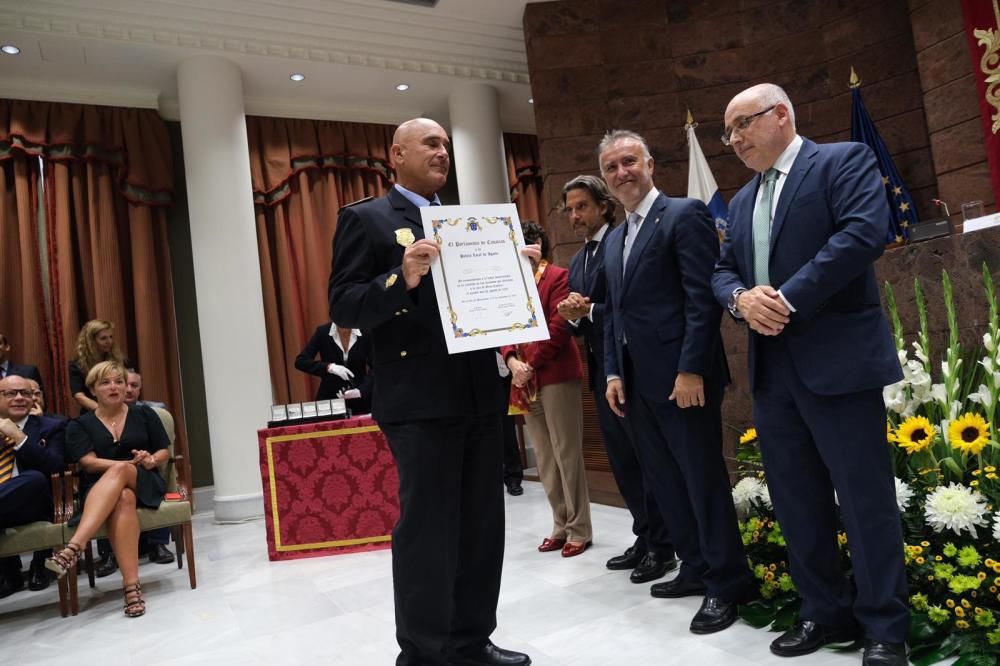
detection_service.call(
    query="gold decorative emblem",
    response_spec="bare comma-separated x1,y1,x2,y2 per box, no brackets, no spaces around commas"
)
385,273,398,288
973,2,1000,133
395,228,416,247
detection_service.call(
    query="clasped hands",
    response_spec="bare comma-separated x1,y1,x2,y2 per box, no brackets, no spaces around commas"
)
129,449,158,470
402,241,542,290
736,286,790,336
0,417,21,445
557,292,591,321
605,372,706,417
506,357,534,388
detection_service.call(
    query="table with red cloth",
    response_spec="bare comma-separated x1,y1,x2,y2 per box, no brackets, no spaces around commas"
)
257,415,399,561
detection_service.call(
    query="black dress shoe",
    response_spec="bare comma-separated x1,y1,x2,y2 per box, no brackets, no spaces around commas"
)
452,642,531,665
95,552,118,578
27,561,50,591
770,620,859,657
0,574,24,599
630,553,679,584
862,641,907,666
505,480,524,496
690,596,738,634
606,544,643,570
650,576,706,598
148,543,175,564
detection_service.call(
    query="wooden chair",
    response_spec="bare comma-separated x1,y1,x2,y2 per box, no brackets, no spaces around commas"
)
0,471,79,617
72,407,197,612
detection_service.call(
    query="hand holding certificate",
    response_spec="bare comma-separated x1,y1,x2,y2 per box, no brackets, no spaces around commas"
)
420,203,550,354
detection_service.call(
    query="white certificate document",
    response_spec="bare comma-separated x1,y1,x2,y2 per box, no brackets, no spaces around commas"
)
421,203,550,354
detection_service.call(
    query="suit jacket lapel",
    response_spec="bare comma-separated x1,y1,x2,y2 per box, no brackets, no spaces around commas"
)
770,140,817,250
623,194,665,290
604,225,625,296
737,177,759,275
586,238,608,294
22,415,39,449
388,186,425,234
568,248,584,294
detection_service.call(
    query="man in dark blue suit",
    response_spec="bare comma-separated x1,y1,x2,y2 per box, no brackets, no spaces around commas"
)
599,130,752,634
712,83,908,666
556,174,676,584
0,374,67,597
328,118,530,666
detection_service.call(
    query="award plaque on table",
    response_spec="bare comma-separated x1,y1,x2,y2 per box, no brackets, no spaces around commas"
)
420,203,550,354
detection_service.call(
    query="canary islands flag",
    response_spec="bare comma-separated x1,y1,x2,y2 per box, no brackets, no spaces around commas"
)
686,117,729,243
850,79,918,244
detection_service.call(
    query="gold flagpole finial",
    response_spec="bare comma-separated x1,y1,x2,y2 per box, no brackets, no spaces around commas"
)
684,108,696,130
849,66,861,89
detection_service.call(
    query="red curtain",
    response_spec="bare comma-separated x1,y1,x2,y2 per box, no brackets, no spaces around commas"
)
247,117,395,405
962,1,1000,203
0,100,183,460
505,132,547,228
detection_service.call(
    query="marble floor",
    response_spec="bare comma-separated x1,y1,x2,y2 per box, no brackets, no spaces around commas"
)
0,482,871,666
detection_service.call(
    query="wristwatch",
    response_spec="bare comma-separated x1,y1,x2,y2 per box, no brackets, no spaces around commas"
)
728,287,747,319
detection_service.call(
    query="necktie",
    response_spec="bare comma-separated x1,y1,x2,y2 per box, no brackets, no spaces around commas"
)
0,439,14,485
622,212,641,274
753,168,779,286
583,240,598,279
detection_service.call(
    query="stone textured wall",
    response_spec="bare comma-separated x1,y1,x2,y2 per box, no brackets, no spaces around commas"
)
524,0,945,267
912,0,994,230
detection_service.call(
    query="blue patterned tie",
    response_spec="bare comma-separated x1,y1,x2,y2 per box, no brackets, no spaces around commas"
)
753,168,779,286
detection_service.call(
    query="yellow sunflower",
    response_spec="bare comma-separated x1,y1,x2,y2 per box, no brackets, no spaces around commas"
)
948,413,991,456
896,416,937,454
739,427,758,445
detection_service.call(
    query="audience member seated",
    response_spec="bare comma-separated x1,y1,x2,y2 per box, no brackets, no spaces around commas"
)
68,319,129,414
0,333,44,390
125,369,174,565
502,221,592,558
0,374,67,597
294,321,374,415
47,361,170,618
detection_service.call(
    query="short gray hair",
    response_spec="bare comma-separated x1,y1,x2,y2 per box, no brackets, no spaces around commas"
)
756,84,795,128
597,129,651,172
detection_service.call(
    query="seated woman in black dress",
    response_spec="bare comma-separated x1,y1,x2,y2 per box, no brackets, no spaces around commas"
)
294,321,374,414
46,361,169,618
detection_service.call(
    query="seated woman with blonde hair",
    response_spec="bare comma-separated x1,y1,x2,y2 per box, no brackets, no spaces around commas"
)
45,361,170,618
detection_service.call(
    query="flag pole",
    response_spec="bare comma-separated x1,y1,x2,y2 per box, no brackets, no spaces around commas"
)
849,66,861,89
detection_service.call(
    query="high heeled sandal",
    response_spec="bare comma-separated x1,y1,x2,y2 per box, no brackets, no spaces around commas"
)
44,542,82,579
123,582,145,618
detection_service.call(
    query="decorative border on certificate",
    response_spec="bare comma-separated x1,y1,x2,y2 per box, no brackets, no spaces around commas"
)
430,215,539,338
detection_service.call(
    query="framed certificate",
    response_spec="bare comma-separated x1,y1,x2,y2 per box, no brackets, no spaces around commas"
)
421,203,550,354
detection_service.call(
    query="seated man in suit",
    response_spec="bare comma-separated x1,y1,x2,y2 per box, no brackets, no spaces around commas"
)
713,83,908,666
556,175,676,583
0,333,43,391
295,322,374,415
0,374,67,596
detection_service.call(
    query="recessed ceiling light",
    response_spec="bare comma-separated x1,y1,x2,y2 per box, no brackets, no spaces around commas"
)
289,73,305,82
528,97,534,104
1,45,20,55
395,83,410,92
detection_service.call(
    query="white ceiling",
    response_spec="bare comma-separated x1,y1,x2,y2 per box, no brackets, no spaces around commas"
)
0,0,537,132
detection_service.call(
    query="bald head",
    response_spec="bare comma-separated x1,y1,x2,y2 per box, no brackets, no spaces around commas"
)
724,83,797,173
391,118,450,200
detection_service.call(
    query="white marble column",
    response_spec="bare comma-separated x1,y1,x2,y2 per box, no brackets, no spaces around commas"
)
447,83,511,204
176,55,270,522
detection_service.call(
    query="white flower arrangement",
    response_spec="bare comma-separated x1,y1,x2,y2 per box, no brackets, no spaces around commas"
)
894,477,914,513
923,483,989,537
732,477,768,518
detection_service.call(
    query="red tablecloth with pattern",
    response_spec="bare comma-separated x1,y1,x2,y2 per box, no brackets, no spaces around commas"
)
257,416,399,561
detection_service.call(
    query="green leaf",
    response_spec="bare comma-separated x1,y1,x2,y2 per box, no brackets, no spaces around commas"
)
942,456,964,478
908,613,941,643
771,601,799,632
913,634,961,666
738,601,776,629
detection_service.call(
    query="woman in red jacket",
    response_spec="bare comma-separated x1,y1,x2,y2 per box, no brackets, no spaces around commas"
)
503,221,592,558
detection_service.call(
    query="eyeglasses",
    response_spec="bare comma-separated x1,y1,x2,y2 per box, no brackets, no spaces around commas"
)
721,105,776,146
1,389,34,398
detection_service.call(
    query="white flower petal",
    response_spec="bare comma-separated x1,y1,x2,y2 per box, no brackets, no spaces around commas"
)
924,483,989,537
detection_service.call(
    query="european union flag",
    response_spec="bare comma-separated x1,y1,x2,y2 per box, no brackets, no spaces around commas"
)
849,73,918,244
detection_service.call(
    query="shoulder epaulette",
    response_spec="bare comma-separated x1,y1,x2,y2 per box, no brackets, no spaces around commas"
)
340,196,374,211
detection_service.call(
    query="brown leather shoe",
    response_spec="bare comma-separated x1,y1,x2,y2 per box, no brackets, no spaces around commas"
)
537,537,566,552
561,541,592,558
